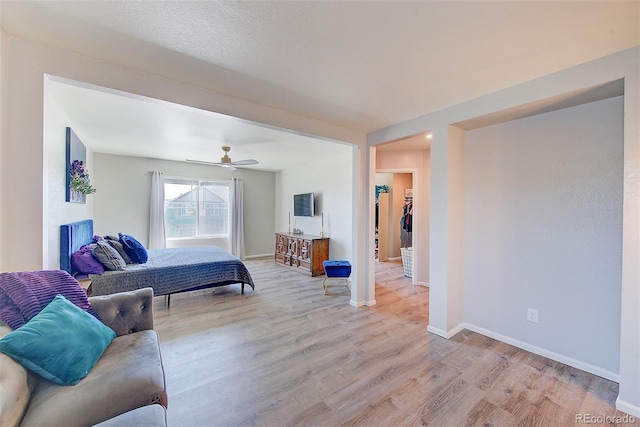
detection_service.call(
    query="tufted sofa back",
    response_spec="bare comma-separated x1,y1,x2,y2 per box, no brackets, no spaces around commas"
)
89,288,154,336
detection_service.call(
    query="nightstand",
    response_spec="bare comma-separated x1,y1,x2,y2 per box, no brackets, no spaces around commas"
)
77,278,92,296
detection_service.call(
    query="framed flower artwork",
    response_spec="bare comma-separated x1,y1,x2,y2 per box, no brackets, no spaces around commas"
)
66,127,96,204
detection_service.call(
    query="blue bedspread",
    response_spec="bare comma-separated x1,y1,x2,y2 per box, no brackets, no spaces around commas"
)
89,246,255,297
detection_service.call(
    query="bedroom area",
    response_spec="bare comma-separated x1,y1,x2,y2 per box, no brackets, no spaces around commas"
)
42,76,355,278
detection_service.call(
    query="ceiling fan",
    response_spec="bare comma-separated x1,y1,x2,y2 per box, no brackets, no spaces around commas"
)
186,146,259,170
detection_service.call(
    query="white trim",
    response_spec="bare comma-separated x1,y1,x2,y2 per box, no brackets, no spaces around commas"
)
426,325,447,338
615,398,640,418
465,323,620,382
447,323,466,338
350,299,365,307
245,253,274,259
365,299,377,306
388,256,401,261
427,323,464,339
428,322,622,383
416,281,429,287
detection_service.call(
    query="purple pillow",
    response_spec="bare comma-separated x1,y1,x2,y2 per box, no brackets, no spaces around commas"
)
0,270,100,330
71,244,105,275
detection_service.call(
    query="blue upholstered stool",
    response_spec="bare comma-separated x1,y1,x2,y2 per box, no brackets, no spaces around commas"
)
322,260,351,295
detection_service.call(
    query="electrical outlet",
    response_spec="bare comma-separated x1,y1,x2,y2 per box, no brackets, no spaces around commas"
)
527,308,538,323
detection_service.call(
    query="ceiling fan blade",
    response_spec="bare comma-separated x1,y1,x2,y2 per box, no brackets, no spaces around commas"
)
185,159,221,166
185,159,237,170
230,159,259,166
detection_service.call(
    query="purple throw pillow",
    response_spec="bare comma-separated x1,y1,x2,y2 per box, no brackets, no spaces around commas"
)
71,244,105,275
0,270,100,330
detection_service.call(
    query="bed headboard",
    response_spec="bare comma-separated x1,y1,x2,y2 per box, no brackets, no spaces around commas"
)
60,219,94,274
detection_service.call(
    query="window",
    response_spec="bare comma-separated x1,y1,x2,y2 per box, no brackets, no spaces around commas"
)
164,178,229,239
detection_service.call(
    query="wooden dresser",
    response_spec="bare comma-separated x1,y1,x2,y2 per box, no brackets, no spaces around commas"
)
275,232,329,276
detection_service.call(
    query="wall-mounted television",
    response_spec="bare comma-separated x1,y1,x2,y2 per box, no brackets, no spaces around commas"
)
294,192,315,217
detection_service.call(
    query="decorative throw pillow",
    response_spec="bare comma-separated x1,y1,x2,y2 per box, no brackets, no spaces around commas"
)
0,270,100,330
106,239,133,264
0,294,116,386
118,233,148,264
71,244,105,275
92,240,126,271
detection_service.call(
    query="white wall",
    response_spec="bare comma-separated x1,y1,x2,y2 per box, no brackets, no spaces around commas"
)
93,153,276,257
465,96,623,377
43,84,93,269
374,173,393,188
275,144,353,261
369,47,639,416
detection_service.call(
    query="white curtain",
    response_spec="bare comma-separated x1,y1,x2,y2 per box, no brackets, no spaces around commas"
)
148,171,166,249
229,177,245,260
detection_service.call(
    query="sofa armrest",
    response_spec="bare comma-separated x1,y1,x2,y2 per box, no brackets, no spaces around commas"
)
89,287,154,336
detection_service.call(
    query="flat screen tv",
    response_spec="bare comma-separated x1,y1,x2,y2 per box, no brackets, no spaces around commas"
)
294,192,314,217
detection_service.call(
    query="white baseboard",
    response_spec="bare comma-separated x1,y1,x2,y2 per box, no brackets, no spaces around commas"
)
448,323,466,337
388,256,401,261
426,322,465,339
465,323,619,382
350,299,376,307
245,253,274,259
416,281,429,287
615,397,640,418
426,325,447,338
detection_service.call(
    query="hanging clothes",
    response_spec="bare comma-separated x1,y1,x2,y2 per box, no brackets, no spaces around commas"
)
400,198,413,248
401,199,413,233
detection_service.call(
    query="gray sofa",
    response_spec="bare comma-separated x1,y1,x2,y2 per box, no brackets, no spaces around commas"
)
0,287,168,426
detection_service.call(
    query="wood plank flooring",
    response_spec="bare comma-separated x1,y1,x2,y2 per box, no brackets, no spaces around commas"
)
153,258,635,426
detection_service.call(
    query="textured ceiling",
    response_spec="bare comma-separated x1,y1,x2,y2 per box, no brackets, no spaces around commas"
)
2,1,638,165
45,76,350,172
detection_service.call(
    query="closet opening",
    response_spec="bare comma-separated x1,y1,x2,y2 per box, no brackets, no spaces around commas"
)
371,137,430,324
375,173,413,268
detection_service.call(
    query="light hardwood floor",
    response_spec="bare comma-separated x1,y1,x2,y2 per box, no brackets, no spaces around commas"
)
154,257,634,426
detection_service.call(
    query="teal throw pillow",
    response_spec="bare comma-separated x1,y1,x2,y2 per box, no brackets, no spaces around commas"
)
0,294,116,385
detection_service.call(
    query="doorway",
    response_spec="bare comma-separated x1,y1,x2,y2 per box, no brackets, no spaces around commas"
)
374,171,416,300
371,133,431,291
371,138,430,322
375,172,412,261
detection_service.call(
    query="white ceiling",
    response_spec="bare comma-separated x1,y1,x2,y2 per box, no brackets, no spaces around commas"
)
2,1,638,167
45,76,347,172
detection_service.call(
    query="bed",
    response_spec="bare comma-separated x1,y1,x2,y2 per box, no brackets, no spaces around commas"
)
60,220,255,302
